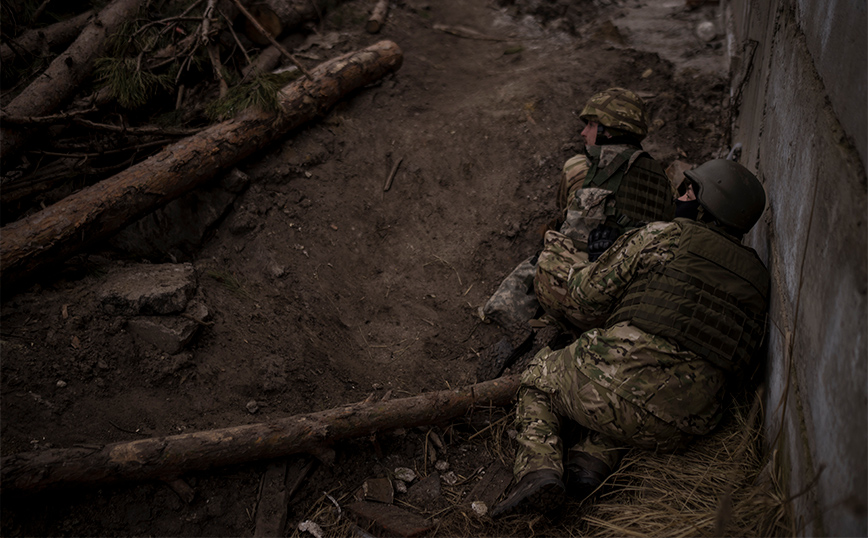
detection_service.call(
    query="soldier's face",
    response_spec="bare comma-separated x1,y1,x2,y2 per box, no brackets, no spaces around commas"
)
581,121,599,146
678,182,697,202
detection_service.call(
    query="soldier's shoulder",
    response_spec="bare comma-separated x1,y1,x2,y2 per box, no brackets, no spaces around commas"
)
563,153,589,173
631,151,667,171
640,220,681,235
623,221,682,247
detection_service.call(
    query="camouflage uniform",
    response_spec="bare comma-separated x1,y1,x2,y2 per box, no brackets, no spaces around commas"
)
512,219,767,480
483,88,674,333
534,144,676,331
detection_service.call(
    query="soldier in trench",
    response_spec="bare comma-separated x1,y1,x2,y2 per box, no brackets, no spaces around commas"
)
491,159,770,517
481,87,676,333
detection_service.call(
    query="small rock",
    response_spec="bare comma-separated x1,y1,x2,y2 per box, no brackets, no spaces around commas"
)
696,20,717,41
394,467,416,483
441,471,458,486
99,263,196,316
434,460,449,472
222,168,250,194
406,473,441,505
471,501,488,516
246,400,259,414
56,380,67,388
268,263,286,278
298,520,324,538
127,316,200,354
361,477,394,504
394,480,408,494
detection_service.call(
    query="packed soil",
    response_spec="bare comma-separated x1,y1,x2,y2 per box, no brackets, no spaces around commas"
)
1,0,734,536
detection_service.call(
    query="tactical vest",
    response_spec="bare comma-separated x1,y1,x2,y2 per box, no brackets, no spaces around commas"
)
607,220,769,372
585,145,675,229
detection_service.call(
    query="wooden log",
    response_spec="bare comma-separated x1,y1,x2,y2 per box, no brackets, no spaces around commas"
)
0,9,95,65
241,0,344,77
1,375,520,492
253,456,315,537
0,40,403,290
0,0,146,160
254,461,290,537
242,34,296,78
366,0,390,34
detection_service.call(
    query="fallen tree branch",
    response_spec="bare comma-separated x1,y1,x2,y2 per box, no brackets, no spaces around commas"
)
240,0,343,79
0,112,200,137
0,0,147,160
242,33,297,80
0,140,173,206
30,0,53,23
202,0,229,97
0,107,99,125
366,0,390,34
1,375,519,491
0,9,95,65
0,40,403,290
70,118,202,136
231,0,314,79
383,156,402,192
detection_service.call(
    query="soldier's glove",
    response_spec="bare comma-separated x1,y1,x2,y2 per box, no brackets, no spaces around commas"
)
587,224,620,262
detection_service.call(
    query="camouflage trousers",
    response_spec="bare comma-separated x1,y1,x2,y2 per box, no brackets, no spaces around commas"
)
512,345,693,481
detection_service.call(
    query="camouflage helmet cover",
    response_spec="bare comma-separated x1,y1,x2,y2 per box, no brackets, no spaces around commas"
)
580,87,649,138
684,159,766,234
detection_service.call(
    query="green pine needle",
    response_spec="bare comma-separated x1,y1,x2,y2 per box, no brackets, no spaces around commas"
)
96,56,173,109
205,71,300,121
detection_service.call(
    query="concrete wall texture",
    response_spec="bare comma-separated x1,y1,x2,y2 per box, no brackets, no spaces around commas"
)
727,0,867,535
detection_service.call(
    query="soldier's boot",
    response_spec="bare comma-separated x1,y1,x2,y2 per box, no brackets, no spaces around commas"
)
563,451,612,500
490,469,565,518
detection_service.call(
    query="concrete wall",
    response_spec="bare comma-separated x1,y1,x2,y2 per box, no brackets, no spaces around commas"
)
726,0,867,535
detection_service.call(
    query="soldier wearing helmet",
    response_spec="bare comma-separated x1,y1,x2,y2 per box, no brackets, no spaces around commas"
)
480,88,676,334
533,88,677,333
492,159,769,518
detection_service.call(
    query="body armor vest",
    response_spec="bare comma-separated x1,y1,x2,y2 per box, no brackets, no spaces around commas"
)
585,145,675,229
607,220,769,372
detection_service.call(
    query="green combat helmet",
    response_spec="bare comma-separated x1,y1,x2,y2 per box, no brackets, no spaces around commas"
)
580,87,649,139
684,159,766,234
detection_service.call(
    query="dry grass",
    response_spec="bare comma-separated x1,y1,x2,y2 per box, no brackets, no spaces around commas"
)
289,391,793,538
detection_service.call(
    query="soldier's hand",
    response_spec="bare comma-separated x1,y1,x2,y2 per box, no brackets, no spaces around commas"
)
587,225,620,262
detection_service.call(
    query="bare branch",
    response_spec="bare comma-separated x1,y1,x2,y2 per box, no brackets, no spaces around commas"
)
230,0,314,79
202,0,229,97
0,108,99,125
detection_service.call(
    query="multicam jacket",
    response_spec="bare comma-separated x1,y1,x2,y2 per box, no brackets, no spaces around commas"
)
556,144,675,232
565,219,769,434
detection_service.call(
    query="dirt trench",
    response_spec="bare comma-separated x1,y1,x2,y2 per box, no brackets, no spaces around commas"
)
0,1,734,536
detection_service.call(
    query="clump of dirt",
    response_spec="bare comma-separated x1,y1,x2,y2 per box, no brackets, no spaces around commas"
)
1,0,735,536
